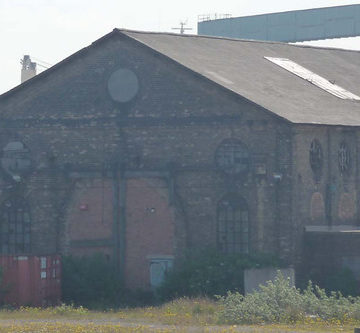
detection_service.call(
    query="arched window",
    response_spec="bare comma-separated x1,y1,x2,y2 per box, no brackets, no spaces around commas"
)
215,139,250,176
309,139,323,179
0,198,31,254
338,141,351,174
217,194,249,253
1,141,31,179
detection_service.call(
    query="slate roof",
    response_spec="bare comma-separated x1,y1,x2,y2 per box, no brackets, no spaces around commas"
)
2,29,360,126
121,30,360,126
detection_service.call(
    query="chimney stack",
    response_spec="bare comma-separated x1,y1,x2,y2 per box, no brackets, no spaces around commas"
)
21,55,37,83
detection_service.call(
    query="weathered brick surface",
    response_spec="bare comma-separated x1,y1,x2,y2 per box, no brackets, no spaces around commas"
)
65,179,114,244
292,125,359,272
0,34,355,289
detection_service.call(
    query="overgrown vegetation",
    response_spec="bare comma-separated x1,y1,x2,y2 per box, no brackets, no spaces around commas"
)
61,253,122,308
0,303,89,318
0,296,359,332
300,266,359,297
0,298,220,326
1,251,360,332
324,268,358,297
61,249,358,311
2,248,360,333
157,248,282,300
219,271,360,325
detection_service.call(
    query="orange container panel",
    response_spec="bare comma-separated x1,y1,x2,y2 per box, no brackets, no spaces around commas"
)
0,255,61,307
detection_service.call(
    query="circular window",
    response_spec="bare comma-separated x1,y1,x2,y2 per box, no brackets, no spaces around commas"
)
107,68,139,103
338,142,351,174
215,139,250,176
309,139,323,176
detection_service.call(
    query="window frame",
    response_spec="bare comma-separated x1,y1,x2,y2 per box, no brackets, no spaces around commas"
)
0,198,31,254
215,139,250,176
309,139,323,180
338,141,351,175
217,194,249,254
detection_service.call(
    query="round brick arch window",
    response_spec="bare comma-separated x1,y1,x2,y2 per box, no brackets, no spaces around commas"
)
215,139,250,176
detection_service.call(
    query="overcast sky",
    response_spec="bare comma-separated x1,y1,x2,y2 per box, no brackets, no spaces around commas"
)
1,0,360,94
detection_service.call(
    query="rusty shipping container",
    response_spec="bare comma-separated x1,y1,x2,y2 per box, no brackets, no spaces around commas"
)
0,255,61,306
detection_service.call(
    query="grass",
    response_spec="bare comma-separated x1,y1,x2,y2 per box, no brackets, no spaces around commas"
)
0,299,218,324
0,299,359,332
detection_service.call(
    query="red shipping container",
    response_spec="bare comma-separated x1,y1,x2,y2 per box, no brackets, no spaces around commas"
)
0,255,61,307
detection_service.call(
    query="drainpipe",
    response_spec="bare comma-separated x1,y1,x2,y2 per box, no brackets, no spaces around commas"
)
118,166,127,287
326,128,333,226
112,166,120,278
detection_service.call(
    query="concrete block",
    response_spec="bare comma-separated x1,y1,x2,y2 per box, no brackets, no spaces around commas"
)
244,267,295,294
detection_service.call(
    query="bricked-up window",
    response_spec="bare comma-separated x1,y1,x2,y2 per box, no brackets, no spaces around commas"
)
339,142,351,174
215,139,250,176
309,139,323,179
217,195,249,253
107,68,139,103
0,199,31,254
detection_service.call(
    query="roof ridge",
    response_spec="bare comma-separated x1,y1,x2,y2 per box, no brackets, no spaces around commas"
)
117,28,360,54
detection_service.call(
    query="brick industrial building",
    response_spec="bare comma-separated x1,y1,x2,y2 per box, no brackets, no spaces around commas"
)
0,29,360,289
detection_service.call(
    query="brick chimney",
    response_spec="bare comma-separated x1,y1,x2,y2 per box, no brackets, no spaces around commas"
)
21,55,37,83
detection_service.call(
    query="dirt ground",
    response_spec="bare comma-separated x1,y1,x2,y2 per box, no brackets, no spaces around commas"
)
0,318,354,332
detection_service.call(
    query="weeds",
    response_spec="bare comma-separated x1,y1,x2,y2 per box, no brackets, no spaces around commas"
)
218,271,360,325
0,303,89,319
157,249,282,301
2,275,360,332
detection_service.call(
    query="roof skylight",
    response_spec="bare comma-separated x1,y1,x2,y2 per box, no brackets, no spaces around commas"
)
264,57,360,101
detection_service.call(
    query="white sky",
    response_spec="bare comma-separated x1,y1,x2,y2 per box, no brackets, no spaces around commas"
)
1,0,360,94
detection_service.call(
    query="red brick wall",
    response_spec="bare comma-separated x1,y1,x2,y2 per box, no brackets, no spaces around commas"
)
124,178,175,290
66,179,113,255
71,247,112,258
66,177,176,290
